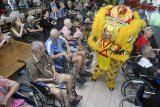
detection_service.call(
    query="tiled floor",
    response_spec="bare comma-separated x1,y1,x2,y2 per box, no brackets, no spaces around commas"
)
75,70,126,107
13,54,127,107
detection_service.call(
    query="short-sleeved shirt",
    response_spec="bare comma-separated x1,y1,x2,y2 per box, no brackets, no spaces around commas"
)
58,8,67,18
61,26,71,37
26,54,55,82
26,54,65,84
45,36,66,56
137,57,158,77
0,77,14,101
73,29,83,39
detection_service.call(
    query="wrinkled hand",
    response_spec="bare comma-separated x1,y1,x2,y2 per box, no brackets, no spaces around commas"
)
39,28,43,32
64,54,71,61
68,52,72,57
51,77,58,82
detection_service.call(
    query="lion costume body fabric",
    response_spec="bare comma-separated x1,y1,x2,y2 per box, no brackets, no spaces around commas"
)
88,5,146,90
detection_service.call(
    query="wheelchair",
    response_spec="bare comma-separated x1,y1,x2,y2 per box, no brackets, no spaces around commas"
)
121,61,160,103
16,82,46,107
119,84,156,107
19,81,78,107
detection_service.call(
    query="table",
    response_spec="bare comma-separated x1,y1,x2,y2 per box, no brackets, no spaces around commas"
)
0,41,31,78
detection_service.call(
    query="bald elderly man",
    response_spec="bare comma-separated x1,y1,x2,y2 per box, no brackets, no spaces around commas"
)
26,41,83,107
45,29,92,84
137,44,160,85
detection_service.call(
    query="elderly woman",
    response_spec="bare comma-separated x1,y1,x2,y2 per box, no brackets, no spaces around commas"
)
25,15,43,41
11,17,27,41
67,1,79,20
135,26,154,52
50,6,59,21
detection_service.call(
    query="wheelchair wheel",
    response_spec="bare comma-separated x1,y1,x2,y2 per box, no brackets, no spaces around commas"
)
19,82,46,107
123,64,136,80
121,79,155,103
119,95,135,107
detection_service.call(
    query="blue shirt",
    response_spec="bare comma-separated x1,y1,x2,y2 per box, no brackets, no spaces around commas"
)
45,36,66,56
50,2,57,10
58,8,67,18
50,12,59,20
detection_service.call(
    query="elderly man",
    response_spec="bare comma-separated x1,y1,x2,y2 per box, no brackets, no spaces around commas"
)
26,41,82,107
45,29,92,84
0,76,20,106
137,44,160,83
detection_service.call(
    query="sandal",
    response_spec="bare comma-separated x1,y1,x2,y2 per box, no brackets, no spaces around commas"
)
76,78,86,85
69,95,83,105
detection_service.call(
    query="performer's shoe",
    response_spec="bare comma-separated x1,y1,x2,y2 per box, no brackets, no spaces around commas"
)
107,80,115,91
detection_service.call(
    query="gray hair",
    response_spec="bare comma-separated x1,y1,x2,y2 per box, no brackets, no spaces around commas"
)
31,41,43,53
141,44,152,57
64,18,71,25
143,26,153,34
27,15,35,23
50,29,59,37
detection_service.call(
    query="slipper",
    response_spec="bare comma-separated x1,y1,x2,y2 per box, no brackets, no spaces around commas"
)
76,78,86,85
69,95,83,105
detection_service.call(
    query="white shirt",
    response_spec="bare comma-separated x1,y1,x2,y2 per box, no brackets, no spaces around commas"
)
137,57,153,68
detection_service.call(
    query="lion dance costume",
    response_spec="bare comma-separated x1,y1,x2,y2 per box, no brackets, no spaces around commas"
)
88,5,146,90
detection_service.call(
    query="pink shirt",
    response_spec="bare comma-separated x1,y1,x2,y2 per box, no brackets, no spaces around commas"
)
61,26,71,37
73,29,83,39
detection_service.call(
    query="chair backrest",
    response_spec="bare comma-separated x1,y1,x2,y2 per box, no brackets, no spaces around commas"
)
28,10,36,16
135,84,145,107
35,9,42,17
0,19,4,26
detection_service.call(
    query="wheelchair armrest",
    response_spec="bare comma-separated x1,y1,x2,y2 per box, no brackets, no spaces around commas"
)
19,83,33,93
30,82,50,94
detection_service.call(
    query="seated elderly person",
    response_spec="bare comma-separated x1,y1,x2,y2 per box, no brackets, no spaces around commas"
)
0,28,10,48
58,1,67,19
56,1,67,30
137,44,160,84
25,15,43,41
26,41,83,107
135,26,154,52
73,21,86,51
45,29,92,84
50,6,59,21
0,76,20,106
61,18,78,42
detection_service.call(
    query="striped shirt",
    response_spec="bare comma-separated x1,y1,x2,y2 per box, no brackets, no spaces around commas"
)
45,36,66,56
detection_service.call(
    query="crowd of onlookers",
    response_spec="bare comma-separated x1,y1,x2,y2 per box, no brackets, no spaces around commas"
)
0,0,100,106
1,0,160,107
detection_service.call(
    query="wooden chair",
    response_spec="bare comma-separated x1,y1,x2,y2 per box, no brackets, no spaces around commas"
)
28,10,36,17
35,9,42,22
3,17,12,33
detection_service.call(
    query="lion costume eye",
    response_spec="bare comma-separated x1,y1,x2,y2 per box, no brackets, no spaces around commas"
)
127,35,134,43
